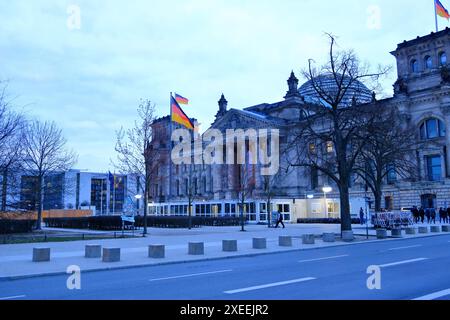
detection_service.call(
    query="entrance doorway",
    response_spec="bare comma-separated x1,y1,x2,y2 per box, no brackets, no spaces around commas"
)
421,194,437,209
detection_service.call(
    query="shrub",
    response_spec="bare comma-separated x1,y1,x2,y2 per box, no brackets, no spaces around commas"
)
297,218,361,224
44,216,242,230
0,219,36,234
44,217,89,229
135,216,241,229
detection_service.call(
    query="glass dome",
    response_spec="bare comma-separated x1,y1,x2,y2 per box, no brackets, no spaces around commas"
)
299,74,373,107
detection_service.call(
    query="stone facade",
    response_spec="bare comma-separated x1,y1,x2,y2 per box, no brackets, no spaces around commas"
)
150,29,450,219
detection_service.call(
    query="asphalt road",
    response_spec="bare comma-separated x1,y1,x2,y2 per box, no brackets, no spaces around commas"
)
1,234,450,300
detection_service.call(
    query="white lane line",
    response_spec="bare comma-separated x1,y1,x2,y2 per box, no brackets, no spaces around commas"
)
379,258,428,268
387,245,423,251
149,269,232,282
298,255,349,263
0,295,26,300
224,277,316,294
413,289,450,300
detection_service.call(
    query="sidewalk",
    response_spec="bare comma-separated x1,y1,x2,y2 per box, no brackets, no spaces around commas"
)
0,224,448,280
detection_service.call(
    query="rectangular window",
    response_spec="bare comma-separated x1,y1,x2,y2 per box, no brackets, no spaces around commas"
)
427,155,442,181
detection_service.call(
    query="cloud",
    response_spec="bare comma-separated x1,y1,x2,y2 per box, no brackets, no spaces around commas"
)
0,0,435,171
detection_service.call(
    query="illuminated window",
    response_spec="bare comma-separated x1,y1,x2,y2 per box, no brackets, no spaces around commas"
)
326,141,334,153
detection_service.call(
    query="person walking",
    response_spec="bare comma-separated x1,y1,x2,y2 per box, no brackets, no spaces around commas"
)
419,207,425,224
439,207,446,224
359,207,365,225
447,206,450,224
430,208,436,224
274,210,285,229
425,208,431,224
412,206,419,224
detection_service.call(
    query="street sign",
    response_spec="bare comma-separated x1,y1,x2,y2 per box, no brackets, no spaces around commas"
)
121,215,135,223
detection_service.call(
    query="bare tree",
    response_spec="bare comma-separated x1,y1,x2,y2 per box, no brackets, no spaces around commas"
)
354,105,417,212
0,82,27,212
288,34,389,233
22,120,77,229
261,164,290,228
235,160,256,232
114,99,158,235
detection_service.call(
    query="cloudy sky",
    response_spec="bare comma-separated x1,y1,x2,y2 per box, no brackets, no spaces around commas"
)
0,0,444,172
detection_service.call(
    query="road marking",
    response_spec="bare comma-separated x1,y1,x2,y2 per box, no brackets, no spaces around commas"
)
0,295,26,300
224,277,316,294
387,245,422,251
149,269,232,282
379,258,428,268
298,255,349,263
413,289,450,300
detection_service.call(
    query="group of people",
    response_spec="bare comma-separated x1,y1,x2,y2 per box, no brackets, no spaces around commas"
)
410,206,450,224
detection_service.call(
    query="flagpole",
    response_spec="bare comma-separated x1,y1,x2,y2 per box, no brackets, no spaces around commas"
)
113,172,116,215
435,0,439,32
169,92,173,202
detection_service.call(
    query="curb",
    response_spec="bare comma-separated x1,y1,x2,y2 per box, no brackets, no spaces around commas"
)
1,232,449,282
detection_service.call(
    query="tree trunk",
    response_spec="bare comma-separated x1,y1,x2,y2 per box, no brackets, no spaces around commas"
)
188,197,192,230
339,182,352,232
143,188,148,236
1,168,7,212
240,196,245,232
36,176,43,230
374,189,382,213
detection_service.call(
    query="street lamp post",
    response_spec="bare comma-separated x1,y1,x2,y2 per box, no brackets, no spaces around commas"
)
322,187,332,218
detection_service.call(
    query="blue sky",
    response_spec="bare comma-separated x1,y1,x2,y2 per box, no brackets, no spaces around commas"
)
0,0,446,172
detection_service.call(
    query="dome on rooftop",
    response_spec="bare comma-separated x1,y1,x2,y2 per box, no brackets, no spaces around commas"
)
299,74,373,107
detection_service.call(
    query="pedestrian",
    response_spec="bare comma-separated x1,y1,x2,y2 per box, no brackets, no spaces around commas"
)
412,206,419,224
425,208,431,224
439,207,446,224
430,208,436,224
359,207,365,225
274,210,285,229
419,207,425,224
447,206,450,224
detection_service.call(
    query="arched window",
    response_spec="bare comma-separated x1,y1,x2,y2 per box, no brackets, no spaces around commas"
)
440,52,447,66
411,59,419,73
420,118,446,140
424,56,433,69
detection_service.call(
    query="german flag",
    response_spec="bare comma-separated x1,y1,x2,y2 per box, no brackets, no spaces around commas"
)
171,95,194,130
436,0,450,20
175,93,189,105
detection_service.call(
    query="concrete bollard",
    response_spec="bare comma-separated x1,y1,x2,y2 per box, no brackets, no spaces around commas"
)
253,238,267,249
85,244,102,258
442,225,450,232
222,240,238,252
391,229,403,238
188,242,204,255
431,226,441,233
33,247,50,262
148,245,165,259
102,248,120,262
342,231,354,242
419,226,429,234
302,234,315,245
376,229,388,239
405,227,417,235
322,233,336,243
278,236,293,247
